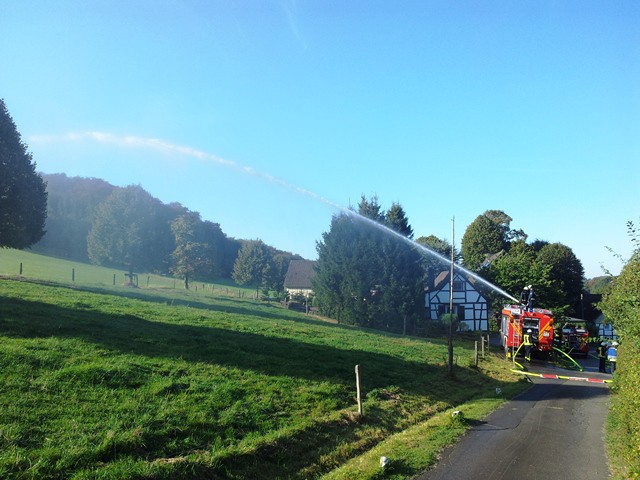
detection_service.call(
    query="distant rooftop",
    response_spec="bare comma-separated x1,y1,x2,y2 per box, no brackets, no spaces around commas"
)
284,260,316,289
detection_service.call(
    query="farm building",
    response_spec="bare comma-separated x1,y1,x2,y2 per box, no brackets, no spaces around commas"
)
283,260,316,298
424,270,489,331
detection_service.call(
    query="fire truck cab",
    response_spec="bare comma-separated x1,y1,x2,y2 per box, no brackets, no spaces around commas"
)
556,320,590,356
500,304,555,358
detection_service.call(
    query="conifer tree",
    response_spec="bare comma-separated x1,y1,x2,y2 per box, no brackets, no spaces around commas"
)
0,99,47,249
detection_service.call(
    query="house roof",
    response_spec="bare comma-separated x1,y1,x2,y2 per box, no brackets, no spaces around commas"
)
284,260,316,289
431,270,482,291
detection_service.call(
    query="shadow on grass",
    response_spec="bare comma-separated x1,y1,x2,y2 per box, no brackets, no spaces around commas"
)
0,288,513,479
1,296,452,394
36,279,334,327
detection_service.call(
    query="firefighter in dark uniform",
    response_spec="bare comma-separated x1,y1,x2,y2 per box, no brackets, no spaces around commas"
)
523,329,533,362
526,285,536,311
520,286,530,306
598,341,608,373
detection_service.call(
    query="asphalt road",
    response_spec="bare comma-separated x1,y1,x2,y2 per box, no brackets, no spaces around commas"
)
415,352,612,480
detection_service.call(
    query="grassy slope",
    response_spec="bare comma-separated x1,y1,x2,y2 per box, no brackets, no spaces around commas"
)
0,252,530,479
0,248,251,293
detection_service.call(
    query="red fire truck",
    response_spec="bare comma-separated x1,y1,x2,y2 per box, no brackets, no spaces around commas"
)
556,320,590,357
500,304,555,358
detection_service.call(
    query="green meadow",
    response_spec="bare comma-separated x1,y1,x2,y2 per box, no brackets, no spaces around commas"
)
0,250,529,479
0,249,250,294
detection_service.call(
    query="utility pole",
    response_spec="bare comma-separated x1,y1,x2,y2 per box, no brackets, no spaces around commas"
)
448,216,455,377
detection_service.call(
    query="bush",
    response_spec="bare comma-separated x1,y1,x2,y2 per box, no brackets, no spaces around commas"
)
600,228,640,478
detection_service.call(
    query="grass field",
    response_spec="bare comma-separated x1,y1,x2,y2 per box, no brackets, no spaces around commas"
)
0,251,530,479
0,248,257,297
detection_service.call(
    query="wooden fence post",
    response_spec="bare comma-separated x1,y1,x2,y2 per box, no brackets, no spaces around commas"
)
475,341,479,367
20,262,23,275
72,268,75,282
113,274,116,286
355,364,363,416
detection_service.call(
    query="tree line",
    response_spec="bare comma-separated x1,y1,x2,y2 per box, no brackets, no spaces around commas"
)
1,97,603,332
33,176,303,292
313,198,592,333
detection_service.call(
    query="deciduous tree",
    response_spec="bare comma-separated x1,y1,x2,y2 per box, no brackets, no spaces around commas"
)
461,210,521,271
87,185,164,277
461,214,504,271
170,211,224,289
34,173,114,260
536,242,585,316
232,239,274,298
416,234,458,286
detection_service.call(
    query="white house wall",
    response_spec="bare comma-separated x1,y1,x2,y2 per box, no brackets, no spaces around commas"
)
425,276,488,331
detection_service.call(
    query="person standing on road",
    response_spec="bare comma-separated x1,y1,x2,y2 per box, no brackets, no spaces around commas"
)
598,341,608,373
607,341,618,373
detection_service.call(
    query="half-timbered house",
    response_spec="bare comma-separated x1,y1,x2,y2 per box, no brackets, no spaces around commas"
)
424,270,488,331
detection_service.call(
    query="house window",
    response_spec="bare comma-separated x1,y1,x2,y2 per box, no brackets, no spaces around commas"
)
452,281,464,291
437,304,464,320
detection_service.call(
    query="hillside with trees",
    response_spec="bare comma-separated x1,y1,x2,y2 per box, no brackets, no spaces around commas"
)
31,174,300,293
28,167,599,329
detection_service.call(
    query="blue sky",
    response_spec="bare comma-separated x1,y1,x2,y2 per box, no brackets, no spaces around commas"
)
1,1,638,279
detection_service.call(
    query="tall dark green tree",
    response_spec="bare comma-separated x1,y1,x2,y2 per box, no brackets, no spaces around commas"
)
232,239,274,298
535,242,585,316
385,202,414,238
170,211,225,289
357,194,385,222
314,197,424,333
0,99,47,249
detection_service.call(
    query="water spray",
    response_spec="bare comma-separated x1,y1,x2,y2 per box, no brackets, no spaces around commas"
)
60,131,519,302
341,210,519,302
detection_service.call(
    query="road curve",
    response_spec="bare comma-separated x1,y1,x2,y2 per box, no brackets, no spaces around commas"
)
415,356,612,480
